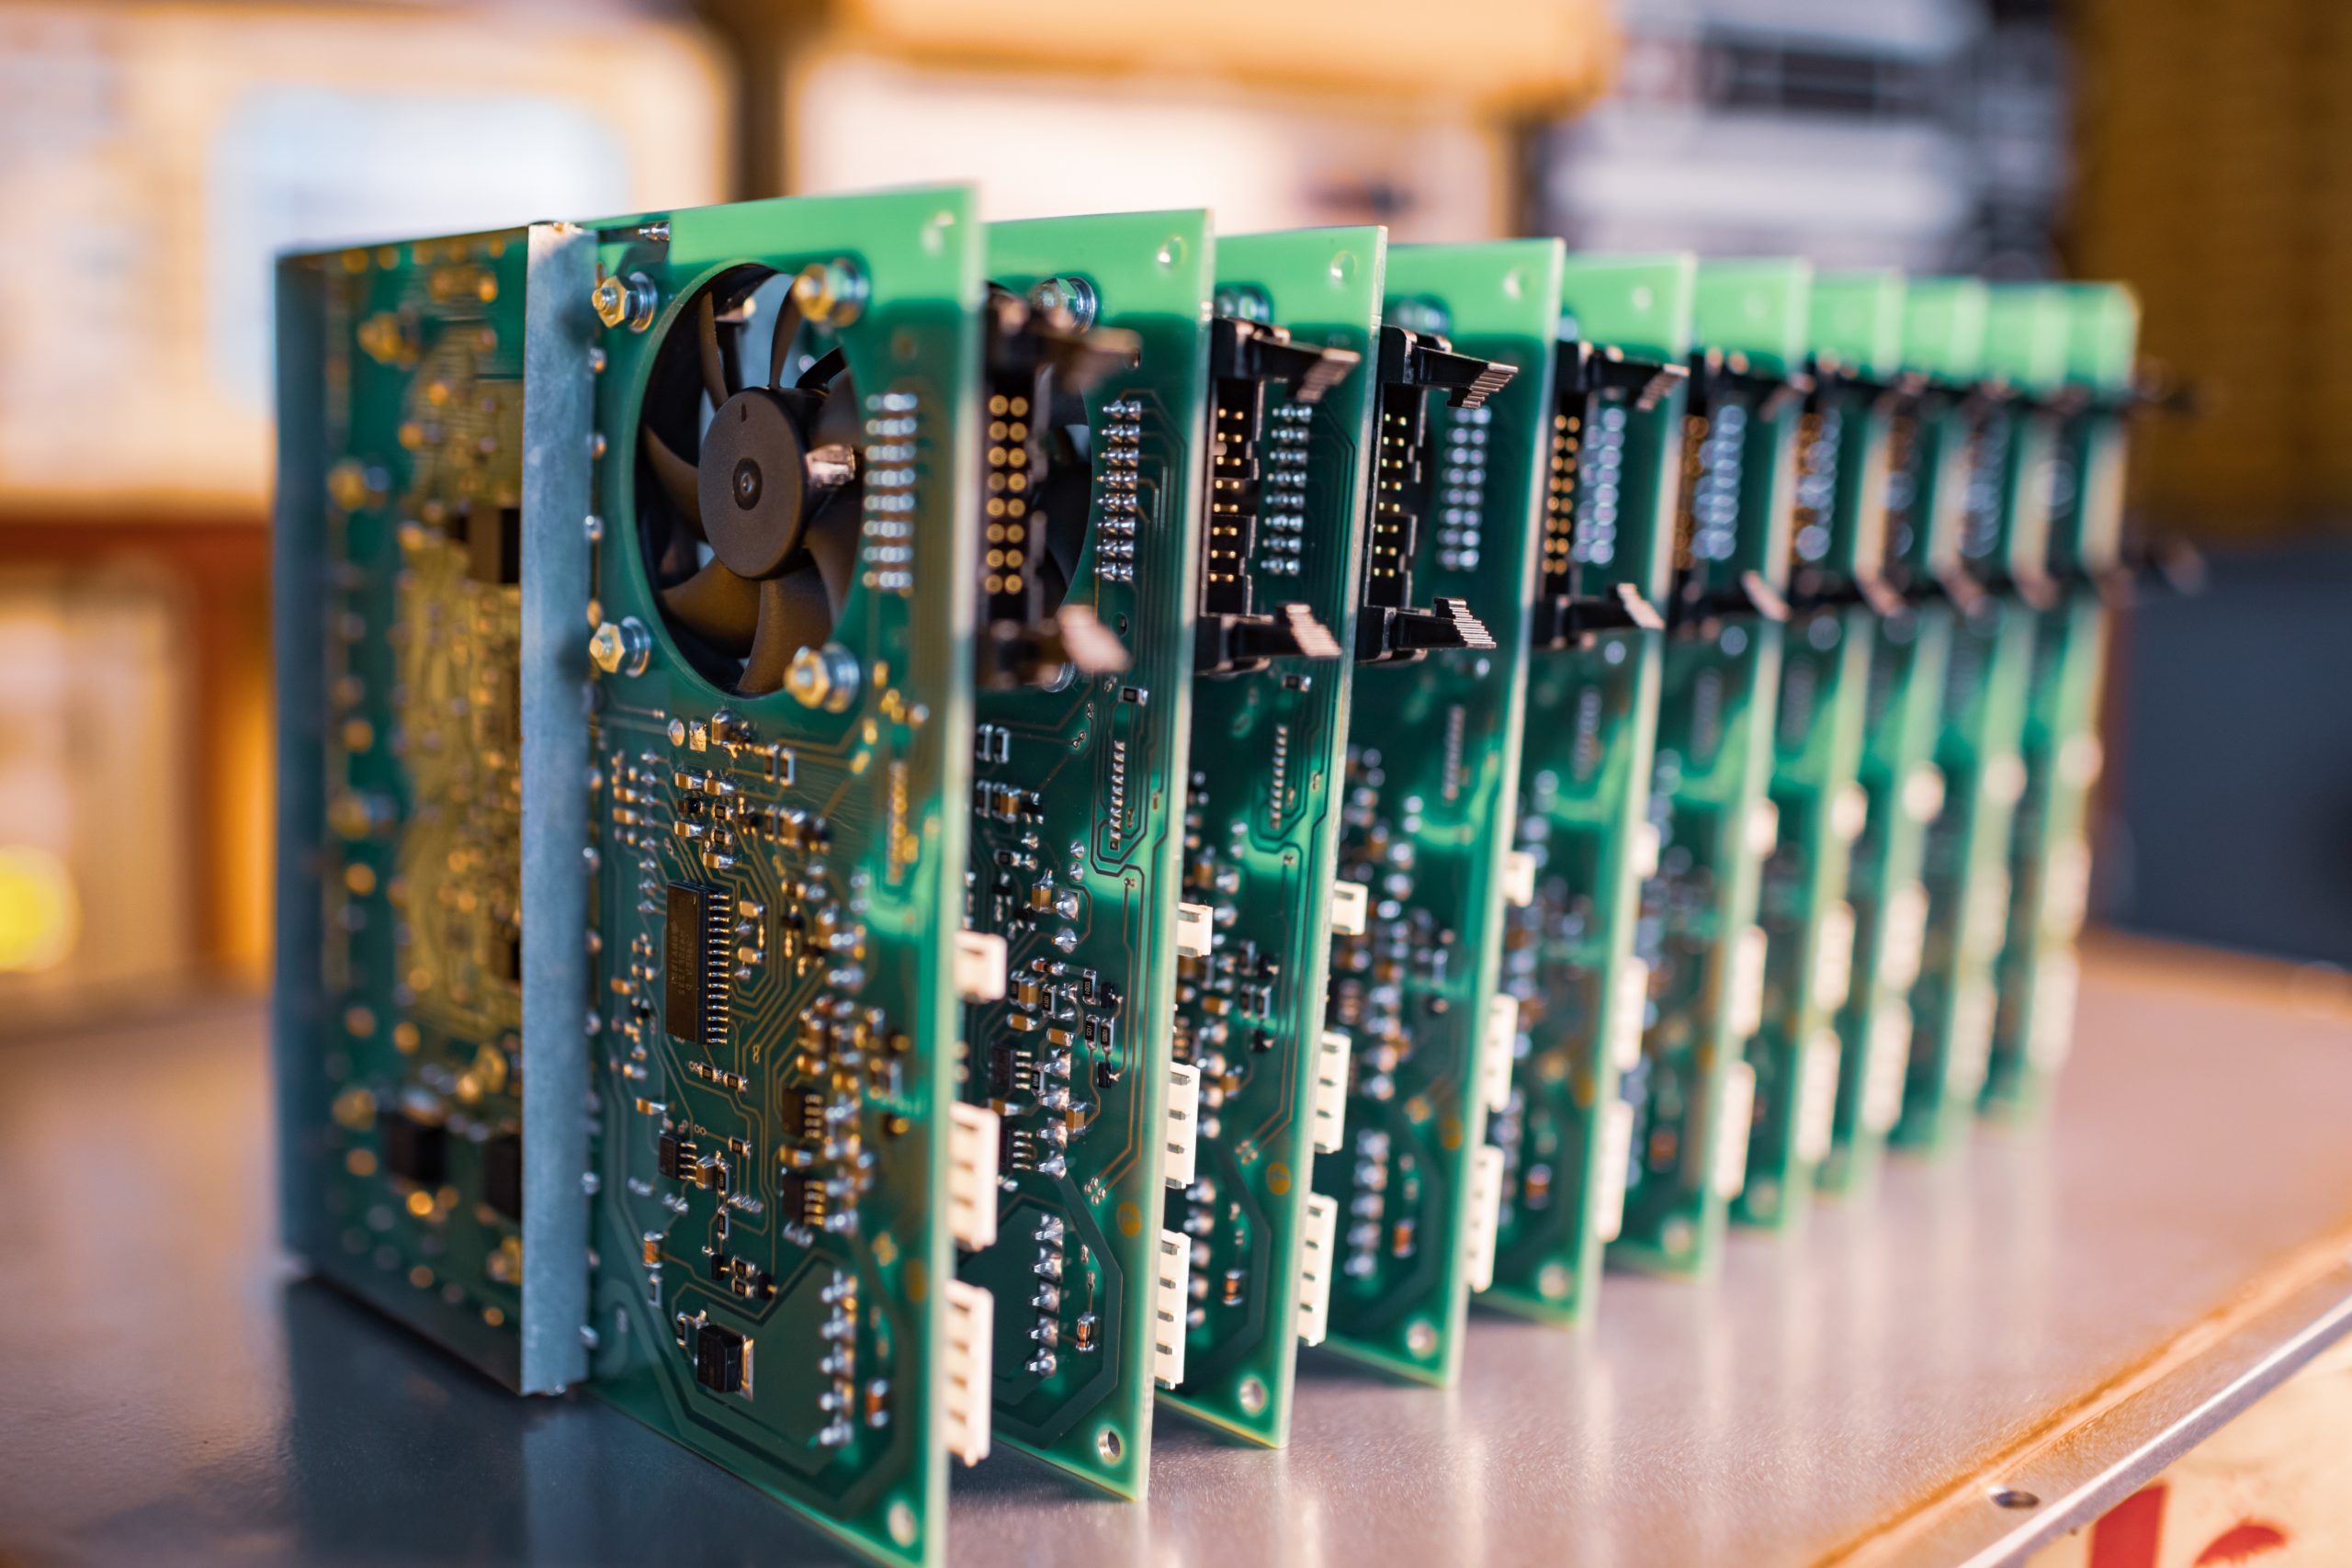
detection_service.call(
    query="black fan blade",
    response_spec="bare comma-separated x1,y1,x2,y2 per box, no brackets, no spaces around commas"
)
802,487,863,618
809,372,865,456
696,293,729,410
657,525,701,585
767,288,808,389
740,570,834,695
659,560,761,654
1036,545,1070,611
1040,432,1093,586
796,345,849,393
642,427,705,539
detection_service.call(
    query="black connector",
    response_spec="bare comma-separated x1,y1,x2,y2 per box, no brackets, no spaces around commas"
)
976,283,1142,692
1527,338,1678,650
1195,316,1362,677
1353,325,1518,664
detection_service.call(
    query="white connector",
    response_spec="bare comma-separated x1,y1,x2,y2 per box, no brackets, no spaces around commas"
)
1173,901,1215,959
1983,753,2028,807
941,1279,993,1466
1862,1001,1910,1134
2059,733,2105,789
953,929,1007,1002
1830,781,1870,842
946,1102,1001,1252
1813,901,1857,1014
1610,958,1651,1075
1479,993,1519,1115
1329,881,1369,937
1501,849,1538,908
1464,1144,1506,1293
1152,1229,1190,1388
1630,821,1663,880
1161,1061,1201,1189
1795,1030,1842,1167
1904,761,1947,824
1967,868,2013,960
1310,1028,1352,1155
1295,1191,1339,1347
1882,881,1928,990
2030,948,2082,1072
1948,978,1996,1096
1593,1099,1635,1242
2043,838,2093,941
1728,924,1769,1040
1712,1060,1758,1201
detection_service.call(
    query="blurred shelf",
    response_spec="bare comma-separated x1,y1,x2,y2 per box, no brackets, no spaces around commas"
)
2,936,2349,1566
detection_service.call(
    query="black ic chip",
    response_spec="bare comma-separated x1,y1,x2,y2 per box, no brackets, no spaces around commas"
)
781,1087,825,1144
781,1169,828,1230
468,502,524,585
379,1108,448,1187
484,1131,523,1221
492,922,523,985
664,881,733,1046
693,1322,748,1395
656,1128,693,1182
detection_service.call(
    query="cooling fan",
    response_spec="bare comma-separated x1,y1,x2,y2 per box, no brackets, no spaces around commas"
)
634,265,867,696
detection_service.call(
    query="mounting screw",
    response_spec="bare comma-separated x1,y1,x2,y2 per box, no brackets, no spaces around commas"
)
592,271,658,332
791,260,868,329
589,616,651,677
786,643,860,713
1029,275,1099,331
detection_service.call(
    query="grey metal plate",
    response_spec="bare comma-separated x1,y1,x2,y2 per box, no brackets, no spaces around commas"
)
4,937,2349,1567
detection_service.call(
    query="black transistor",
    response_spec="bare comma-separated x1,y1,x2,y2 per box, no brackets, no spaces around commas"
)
379,1108,448,1188
483,1131,523,1221
693,1322,748,1394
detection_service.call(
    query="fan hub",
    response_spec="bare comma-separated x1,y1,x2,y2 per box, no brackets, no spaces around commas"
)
699,389,809,580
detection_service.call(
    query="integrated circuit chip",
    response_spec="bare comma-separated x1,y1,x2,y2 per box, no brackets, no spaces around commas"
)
693,1320,749,1395
664,880,733,1047
379,1108,448,1188
484,1130,523,1222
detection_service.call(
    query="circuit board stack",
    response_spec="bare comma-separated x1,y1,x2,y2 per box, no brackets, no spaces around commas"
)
273,186,2145,1568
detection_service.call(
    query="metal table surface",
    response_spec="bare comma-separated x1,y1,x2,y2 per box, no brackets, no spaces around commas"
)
6,936,2351,1568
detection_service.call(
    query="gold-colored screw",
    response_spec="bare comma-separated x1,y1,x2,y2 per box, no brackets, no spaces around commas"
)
785,644,860,712
592,272,657,332
790,260,868,329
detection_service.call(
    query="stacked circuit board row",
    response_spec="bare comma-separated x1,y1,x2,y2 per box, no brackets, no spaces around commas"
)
275,188,2143,1568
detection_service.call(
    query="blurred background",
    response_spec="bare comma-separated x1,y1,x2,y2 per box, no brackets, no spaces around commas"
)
1,0,2346,1019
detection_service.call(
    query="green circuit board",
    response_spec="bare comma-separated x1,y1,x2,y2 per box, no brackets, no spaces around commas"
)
1735,268,1896,1228
1894,284,2071,1154
1161,227,1380,1440
1819,277,1985,1195
1610,259,1790,1279
274,228,559,1392
1481,255,1682,1319
954,211,1212,1496
1985,283,2137,1115
1986,590,2102,1113
1307,241,1556,1387
579,191,979,1568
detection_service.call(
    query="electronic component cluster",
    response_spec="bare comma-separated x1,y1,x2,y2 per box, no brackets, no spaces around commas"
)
274,189,2145,1567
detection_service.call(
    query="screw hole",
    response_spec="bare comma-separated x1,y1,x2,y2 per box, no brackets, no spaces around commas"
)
1096,1427,1124,1464
1989,1486,2041,1511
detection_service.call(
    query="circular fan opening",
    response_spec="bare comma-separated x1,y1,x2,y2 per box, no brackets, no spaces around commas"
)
632,265,865,697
